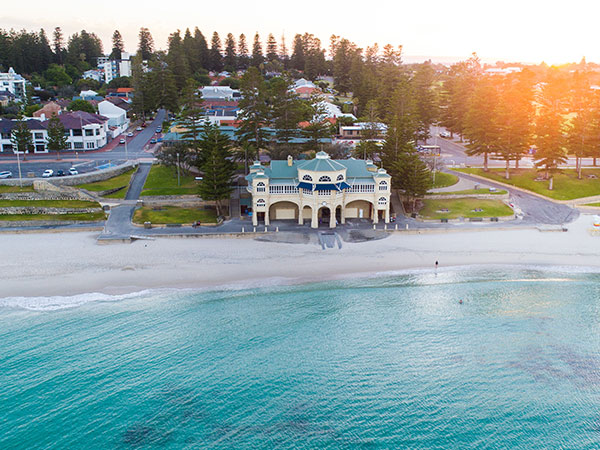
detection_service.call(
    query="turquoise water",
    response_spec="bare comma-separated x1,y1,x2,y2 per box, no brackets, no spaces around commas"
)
2,267,600,449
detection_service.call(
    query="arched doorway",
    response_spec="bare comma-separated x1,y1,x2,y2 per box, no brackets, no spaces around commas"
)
269,201,299,222
317,206,333,228
301,205,312,225
335,205,342,225
344,200,373,223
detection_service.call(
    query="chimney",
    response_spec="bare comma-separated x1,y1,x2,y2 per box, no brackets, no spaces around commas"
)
287,155,293,167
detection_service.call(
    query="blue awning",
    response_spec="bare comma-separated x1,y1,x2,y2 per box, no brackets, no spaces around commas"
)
297,182,314,190
297,181,352,191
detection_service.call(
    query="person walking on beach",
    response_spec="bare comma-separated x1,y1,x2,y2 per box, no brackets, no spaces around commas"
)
435,261,438,269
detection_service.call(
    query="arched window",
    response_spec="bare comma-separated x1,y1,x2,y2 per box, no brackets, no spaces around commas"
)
256,198,266,206
336,174,344,181
256,181,266,192
379,180,388,191
378,197,387,206
302,174,313,182
318,175,331,182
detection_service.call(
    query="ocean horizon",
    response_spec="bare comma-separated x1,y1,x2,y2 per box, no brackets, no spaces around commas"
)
2,266,600,448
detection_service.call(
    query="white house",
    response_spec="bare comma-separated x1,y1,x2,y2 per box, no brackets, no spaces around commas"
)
45,111,109,151
0,68,26,102
82,69,104,83
98,100,129,138
199,86,240,100
0,118,48,154
315,101,356,122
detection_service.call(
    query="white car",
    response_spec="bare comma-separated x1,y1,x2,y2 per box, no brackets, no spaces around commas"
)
127,132,134,137
0,171,12,179
119,138,126,144
136,127,143,131
42,169,54,178
68,167,78,176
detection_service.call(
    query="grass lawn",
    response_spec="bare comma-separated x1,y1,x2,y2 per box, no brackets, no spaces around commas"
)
0,200,100,208
430,189,507,196
133,206,217,224
0,211,106,221
0,185,35,193
141,165,199,196
431,172,459,189
455,168,600,200
76,169,136,195
419,198,514,220
583,202,600,207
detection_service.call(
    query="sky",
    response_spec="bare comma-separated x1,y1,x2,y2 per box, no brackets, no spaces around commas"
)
0,0,596,65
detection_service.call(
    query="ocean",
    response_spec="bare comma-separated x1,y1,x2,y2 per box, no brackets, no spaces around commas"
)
1,266,600,449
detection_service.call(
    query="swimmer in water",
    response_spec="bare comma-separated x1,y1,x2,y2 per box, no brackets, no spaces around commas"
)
459,299,463,304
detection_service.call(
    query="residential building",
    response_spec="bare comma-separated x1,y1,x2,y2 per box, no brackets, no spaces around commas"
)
82,69,104,83
200,86,241,100
99,52,133,83
98,100,130,137
245,151,391,228
0,90,16,106
33,101,64,119
0,68,26,102
0,118,49,154
43,111,109,151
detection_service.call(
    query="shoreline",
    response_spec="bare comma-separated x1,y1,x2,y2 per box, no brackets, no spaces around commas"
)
2,215,600,300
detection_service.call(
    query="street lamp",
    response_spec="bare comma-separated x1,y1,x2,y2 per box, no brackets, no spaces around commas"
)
16,148,22,188
176,152,180,186
124,135,128,160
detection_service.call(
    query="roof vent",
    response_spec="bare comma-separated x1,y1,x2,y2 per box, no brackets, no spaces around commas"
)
316,151,329,160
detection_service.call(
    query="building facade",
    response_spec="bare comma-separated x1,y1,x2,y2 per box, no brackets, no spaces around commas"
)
246,151,391,228
0,68,26,102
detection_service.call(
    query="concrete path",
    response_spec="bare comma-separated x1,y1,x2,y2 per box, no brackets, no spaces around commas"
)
125,163,152,200
429,175,492,193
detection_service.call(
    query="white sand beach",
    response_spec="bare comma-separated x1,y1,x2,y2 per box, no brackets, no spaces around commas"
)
2,215,600,298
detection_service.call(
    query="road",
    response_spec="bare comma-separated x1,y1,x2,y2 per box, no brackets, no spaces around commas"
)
0,110,166,178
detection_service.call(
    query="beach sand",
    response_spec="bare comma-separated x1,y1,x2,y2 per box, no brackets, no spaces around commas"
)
2,215,600,298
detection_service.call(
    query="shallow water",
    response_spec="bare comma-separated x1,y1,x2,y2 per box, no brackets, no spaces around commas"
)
2,267,600,449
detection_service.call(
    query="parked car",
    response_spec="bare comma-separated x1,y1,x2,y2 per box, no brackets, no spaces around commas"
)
150,138,157,144
119,138,126,144
42,169,54,178
68,167,78,176
136,126,143,131
439,131,451,138
127,132,134,137
0,171,12,179
56,169,65,177
156,127,162,133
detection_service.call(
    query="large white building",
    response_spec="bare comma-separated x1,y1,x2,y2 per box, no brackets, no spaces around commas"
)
246,151,392,228
99,52,133,83
0,68,26,102
98,100,130,138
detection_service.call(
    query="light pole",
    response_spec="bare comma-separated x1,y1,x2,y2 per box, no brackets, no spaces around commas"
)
124,134,128,160
16,148,22,188
176,152,180,186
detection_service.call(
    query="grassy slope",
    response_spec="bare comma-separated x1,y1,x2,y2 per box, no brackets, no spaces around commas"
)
0,200,100,208
419,198,514,220
431,172,459,189
133,206,217,224
0,185,35,193
141,165,198,196
0,211,106,221
77,169,136,194
455,168,600,200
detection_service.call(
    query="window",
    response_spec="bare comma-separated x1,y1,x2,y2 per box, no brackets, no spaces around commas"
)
73,142,84,149
348,184,375,193
269,185,299,194
72,129,82,137
379,180,388,191
34,132,44,140
1,132,10,140
336,174,344,181
318,175,331,182
256,182,266,192
85,129,94,136
302,189,313,195
302,174,313,182
2,144,13,152
86,142,95,149
256,199,266,206
35,144,46,153
378,197,387,206
95,129,100,135
317,190,331,196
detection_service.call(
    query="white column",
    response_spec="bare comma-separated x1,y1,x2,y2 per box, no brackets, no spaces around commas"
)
385,204,390,223
329,207,335,228
311,206,318,229
265,206,270,226
252,208,258,226
341,205,346,224
298,205,304,225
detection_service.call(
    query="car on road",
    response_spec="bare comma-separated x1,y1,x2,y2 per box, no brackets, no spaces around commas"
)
127,132,134,137
150,138,157,144
68,167,78,176
56,170,65,177
439,131,451,138
119,138,126,144
156,128,162,133
0,171,12,179
136,127,142,131
42,169,54,178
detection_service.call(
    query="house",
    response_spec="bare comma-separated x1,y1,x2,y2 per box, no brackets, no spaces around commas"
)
314,101,356,122
339,122,387,140
105,97,132,115
293,78,321,99
82,69,104,83
0,118,49,154
43,111,109,151
33,101,64,119
245,151,391,228
200,86,241,100
0,68,26,102
107,87,134,100
0,90,16,106
98,100,130,137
